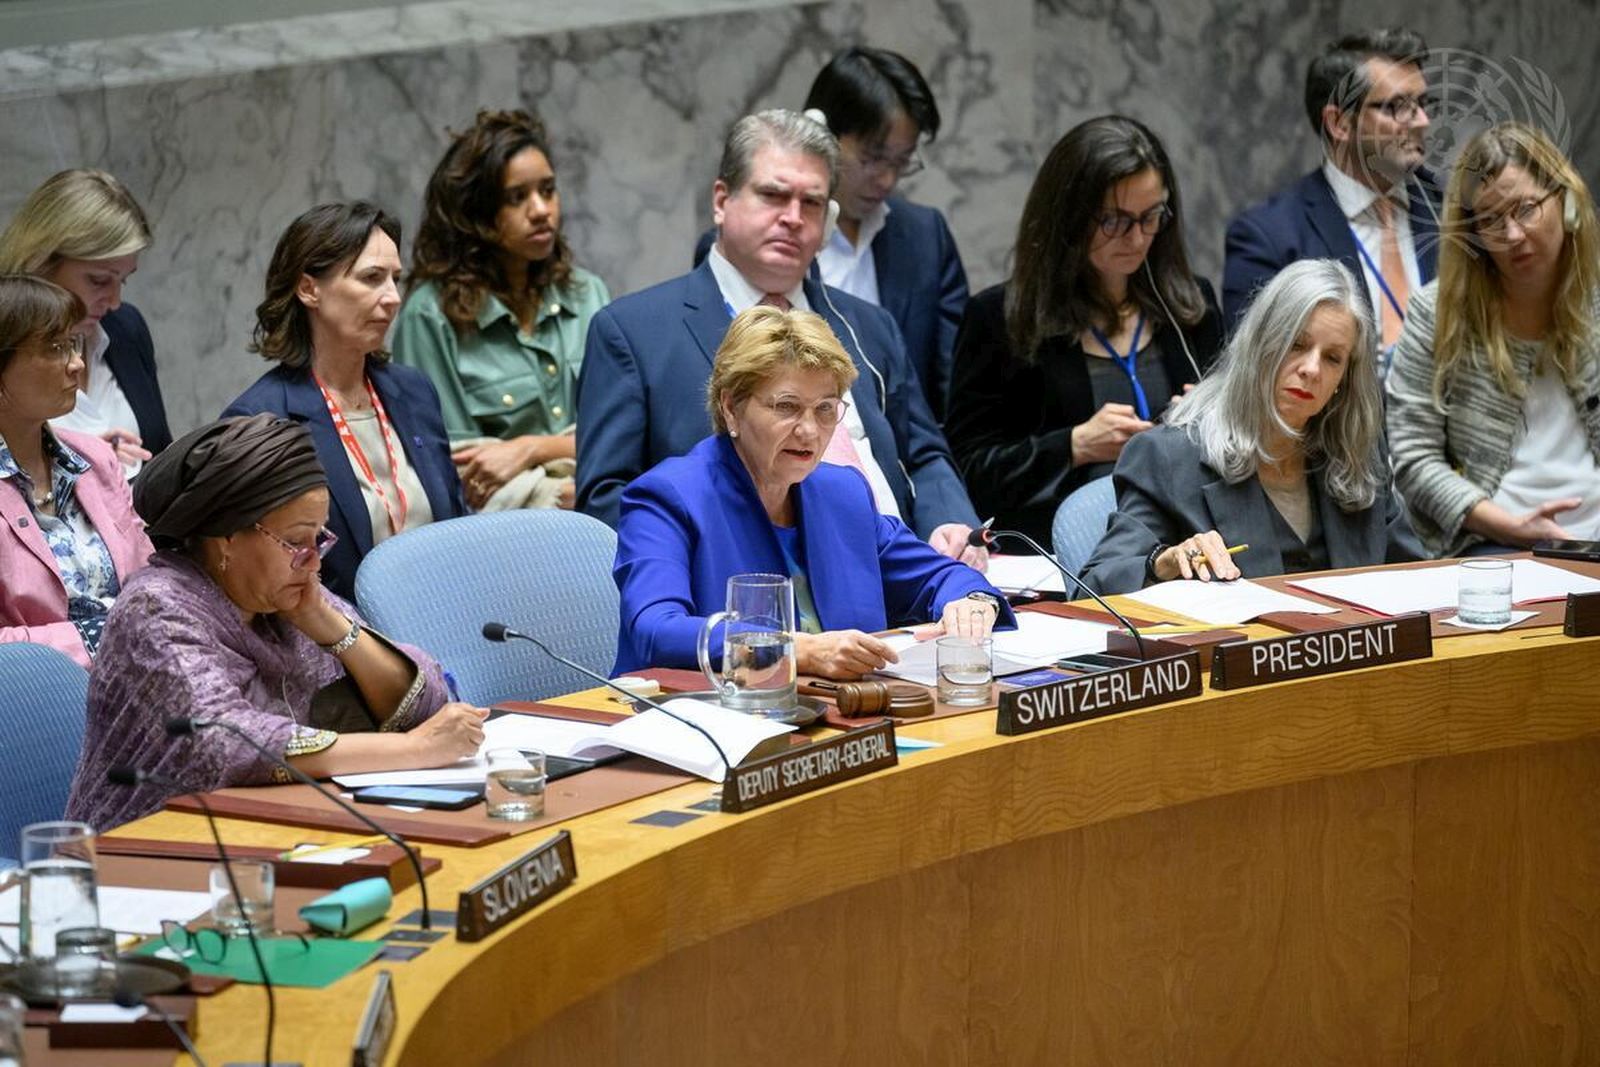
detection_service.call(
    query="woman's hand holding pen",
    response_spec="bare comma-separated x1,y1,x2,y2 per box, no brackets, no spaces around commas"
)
1153,532,1244,582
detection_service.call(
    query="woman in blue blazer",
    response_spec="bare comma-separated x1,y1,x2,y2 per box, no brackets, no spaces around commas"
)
613,306,1010,678
224,202,467,601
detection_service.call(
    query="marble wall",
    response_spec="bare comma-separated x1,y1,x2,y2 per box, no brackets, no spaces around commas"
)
0,0,1592,434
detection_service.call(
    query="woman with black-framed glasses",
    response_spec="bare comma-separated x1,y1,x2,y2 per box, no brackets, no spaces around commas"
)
945,115,1225,549
65,413,488,831
0,274,153,667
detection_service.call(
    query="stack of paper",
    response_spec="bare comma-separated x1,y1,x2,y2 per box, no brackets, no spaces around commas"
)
874,612,1114,686
986,554,1066,595
1123,578,1338,626
1289,559,1600,616
0,883,212,950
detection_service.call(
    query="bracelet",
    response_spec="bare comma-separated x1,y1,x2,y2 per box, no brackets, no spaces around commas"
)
320,617,362,656
1145,544,1168,584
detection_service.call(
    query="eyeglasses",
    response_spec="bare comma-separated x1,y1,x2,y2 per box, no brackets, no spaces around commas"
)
850,145,925,179
160,920,310,964
1472,188,1561,237
253,523,338,569
1094,203,1172,239
1363,92,1435,123
756,394,851,428
40,335,85,362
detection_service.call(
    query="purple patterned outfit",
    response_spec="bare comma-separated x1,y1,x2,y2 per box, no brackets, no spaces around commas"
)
66,551,448,830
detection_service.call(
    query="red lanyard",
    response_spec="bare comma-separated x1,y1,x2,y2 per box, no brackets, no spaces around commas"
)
314,373,409,536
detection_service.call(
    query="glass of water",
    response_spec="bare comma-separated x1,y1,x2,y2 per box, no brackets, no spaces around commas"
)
0,993,24,1066
19,821,99,966
937,635,994,707
485,748,546,821
209,860,274,936
1458,559,1513,626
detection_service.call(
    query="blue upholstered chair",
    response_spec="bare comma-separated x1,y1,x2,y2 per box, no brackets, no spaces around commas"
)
354,511,620,705
1051,475,1117,577
0,643,90,856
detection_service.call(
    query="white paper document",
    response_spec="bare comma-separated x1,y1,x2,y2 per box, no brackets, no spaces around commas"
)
334,714,627,789
1289,560,1600,616
0,883,211,938
1123,578,1338,626
986,554,1066,595
875,613,1114,685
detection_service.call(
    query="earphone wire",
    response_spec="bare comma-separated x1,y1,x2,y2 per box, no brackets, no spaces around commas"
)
1143,258,1202,381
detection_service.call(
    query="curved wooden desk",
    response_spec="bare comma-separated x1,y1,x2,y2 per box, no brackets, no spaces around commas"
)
124,620,1600,1066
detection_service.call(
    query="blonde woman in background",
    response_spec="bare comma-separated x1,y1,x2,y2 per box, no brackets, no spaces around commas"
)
0,169,170,470
1387,122,1600,555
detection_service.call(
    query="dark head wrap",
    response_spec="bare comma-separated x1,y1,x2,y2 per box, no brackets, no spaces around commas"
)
134,414,328,549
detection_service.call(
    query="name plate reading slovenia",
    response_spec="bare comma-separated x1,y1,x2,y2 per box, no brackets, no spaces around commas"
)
996,651,1203,736
1565,591,1600,637
1209,612,1432,691
457,829,576,942
721,718,898,814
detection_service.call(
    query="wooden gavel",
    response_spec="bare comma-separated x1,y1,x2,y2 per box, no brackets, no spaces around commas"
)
799,679,935,718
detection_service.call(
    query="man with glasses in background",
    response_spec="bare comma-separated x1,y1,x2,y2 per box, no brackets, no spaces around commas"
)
696,48,970,420
1223,27,1443,370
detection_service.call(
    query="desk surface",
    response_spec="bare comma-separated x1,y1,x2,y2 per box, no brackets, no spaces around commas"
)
107,591,1600,1066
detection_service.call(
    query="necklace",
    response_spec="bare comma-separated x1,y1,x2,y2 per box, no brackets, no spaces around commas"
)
32,487,54,508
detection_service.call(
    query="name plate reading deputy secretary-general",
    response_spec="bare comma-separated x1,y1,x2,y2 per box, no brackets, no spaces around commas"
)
996,651,1203,736
720,719,898,814
457,829,576,942
1209,612,1432,690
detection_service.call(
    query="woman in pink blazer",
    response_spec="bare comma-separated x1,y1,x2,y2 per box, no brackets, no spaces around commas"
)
0,274,152,667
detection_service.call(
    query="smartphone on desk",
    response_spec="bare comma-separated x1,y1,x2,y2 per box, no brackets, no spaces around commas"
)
351,785,483,810
1532,539,1600,564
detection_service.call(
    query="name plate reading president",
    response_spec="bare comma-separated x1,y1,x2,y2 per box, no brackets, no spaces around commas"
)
996,651,1202,736
1209,612,1431,690
721,719,898,814
457,829,576,942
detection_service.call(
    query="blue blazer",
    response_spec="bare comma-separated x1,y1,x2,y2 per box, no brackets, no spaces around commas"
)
1222,168,1443,326
101,303,172,453
222,360,469,601
575,260,978,538
693,197,970,418
612,434,1011,674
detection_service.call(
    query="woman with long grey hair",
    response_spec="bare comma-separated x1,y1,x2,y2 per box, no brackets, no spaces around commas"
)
1079,258,1421,594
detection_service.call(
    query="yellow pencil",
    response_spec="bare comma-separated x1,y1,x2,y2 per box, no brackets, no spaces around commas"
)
1226,543,1249,555
279,834,388,861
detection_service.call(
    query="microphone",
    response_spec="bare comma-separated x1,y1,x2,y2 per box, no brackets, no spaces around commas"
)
107,764,293,1067
163,717,432,931
481,622,732,775
968,520,1148,660
114,987,210,1067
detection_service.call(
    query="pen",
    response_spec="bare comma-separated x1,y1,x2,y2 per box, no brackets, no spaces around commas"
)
1225,544,1249,555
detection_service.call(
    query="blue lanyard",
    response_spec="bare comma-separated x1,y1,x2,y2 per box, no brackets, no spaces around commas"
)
1348,227,1406,322
1089,313,1150,421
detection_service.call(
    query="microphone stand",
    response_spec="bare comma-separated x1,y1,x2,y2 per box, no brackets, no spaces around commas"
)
113,986,210,1067
972,522,1148,660
481,622,732,776
165,718,433,931
107,766,293,1067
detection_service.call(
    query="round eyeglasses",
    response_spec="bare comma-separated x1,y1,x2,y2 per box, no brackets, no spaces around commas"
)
1093,203,1172,239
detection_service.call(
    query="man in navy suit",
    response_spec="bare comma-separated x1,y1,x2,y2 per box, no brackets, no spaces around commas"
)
1224,28,1442,355
694,48,969,420
576,108,983,564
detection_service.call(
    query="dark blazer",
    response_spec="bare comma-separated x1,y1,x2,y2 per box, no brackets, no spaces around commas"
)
693,197,970,419
575,260,978,538
613,433,1011,674
101,303,172,454
944,280,1225,547
1222,167,1443,326
222,360,469,601
1078,424,1423,595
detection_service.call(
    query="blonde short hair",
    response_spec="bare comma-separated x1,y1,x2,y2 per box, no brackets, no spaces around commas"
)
707,306,858,433
0,169,151,273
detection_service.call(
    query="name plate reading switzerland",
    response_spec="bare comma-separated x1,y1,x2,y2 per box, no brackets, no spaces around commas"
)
996,651,1203,736
457,830,576,942
1565,591,1600,637
721,719,898,814
1209,612,1432,690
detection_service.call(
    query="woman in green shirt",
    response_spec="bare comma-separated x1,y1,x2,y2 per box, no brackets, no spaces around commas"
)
394,109,610,510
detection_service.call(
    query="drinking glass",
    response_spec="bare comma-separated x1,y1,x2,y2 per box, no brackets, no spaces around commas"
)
209,860,274,936
697,573,799,717
485,748,547,821
1458,559,1513,626
937,635,994,706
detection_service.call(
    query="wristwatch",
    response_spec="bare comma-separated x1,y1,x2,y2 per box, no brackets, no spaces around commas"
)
320,617,362,656
965,591,1001,612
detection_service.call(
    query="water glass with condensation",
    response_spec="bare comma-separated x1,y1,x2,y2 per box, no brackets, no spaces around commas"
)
937,635,993,706
485,748,546,821
1458,559,1513,625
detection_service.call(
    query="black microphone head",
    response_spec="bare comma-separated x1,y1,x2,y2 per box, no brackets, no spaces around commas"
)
967,526,993,549
107,765,141,787
112,986,144,1009
482,622,509,642
164,716,196,737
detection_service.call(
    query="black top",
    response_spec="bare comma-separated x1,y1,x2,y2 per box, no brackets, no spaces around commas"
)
945,280,1225,547
101,303,172,454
